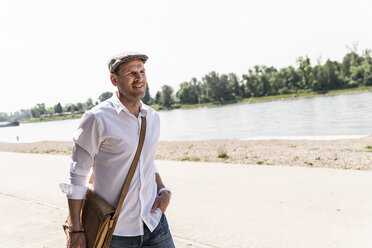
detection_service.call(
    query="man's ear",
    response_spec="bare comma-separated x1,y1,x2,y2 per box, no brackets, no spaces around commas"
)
110,74,118,87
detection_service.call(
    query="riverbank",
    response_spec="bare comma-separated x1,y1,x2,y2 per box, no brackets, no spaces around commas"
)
154,85,372,110
1,136,371,170
23,113,83,123
20,85,372,122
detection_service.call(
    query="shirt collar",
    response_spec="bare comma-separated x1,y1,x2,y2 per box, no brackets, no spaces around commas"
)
111,92,148,116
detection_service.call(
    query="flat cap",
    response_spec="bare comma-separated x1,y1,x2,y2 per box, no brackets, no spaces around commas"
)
107,51,148,73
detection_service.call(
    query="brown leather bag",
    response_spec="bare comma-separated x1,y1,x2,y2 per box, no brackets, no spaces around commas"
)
63,116,147,248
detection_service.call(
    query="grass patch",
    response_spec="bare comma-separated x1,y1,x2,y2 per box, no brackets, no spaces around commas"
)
181,157,201,162
365,145,372,149
256,161,264,165
217,146,229,159
217,153,229,159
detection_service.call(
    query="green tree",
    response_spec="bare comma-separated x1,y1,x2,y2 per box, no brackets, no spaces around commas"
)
99,92,113,102
70,104,78,112
202,71,232,101
54,102,63,114
36,103,46,115
155,91,161,104
311,60,343,91
142,85,151,104
30,103,46,118
76,102,84,112
341,51,363,83
30,108,40,118
242,66,261,97
362,50,372,86
219,74,235,100
228,73,243,98
197,79,210,103
277,66,301,93
176,82,199,104
46,107,53,115
159,85,174,107
297,57,313,90
85,98,94,110
64,104,73,112
260,66,277,96
323,60,343,89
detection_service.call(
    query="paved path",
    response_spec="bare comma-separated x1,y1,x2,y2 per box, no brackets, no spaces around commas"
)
1,152,372,247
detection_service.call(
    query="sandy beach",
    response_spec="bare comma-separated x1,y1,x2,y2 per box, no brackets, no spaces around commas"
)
1,152,372,248
1,135,372,170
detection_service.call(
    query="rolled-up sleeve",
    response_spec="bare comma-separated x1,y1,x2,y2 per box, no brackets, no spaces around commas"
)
59,112,101,199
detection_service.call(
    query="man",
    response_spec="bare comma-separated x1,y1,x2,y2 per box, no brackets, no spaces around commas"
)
60,52,174,248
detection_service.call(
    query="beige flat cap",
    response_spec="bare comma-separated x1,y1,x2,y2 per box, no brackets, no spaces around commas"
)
107,51,148,73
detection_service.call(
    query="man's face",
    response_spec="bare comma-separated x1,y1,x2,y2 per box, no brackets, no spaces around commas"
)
111,59,147,101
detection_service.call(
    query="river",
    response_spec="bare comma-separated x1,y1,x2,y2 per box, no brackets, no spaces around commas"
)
1,92,371,142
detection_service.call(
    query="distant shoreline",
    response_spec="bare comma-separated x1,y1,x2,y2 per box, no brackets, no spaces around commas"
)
1,136,371,170
154,85,372,110
21,85,372,123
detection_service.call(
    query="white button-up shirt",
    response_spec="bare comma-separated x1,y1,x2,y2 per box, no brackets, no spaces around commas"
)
60,93,162,236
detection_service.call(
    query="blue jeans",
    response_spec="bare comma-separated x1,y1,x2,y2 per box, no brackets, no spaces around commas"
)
109,214,175,248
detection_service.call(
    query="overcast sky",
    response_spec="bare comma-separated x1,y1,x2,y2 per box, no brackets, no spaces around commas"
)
1,0,371,113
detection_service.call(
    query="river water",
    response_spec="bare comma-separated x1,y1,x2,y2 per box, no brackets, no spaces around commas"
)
1,92,371,142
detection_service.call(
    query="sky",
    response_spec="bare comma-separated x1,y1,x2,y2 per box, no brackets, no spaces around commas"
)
1,0,371,113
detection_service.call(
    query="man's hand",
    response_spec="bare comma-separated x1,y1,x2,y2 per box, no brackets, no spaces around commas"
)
151,191,171,213
67,232,86,248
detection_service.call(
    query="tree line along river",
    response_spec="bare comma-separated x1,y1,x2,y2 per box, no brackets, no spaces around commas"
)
0,91,371,143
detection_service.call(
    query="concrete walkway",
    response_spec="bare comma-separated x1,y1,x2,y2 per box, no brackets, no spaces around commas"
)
1,152,372,247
